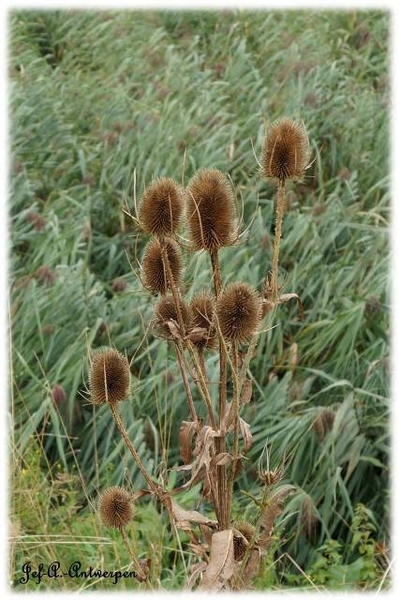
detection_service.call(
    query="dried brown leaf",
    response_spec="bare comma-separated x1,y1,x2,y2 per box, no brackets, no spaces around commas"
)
239,417,253,453
240,379,253,405
198,529,235,591
278,293,304,320
172,501,217,531
185,561,208,590
211,452,233,467
179,420,197,465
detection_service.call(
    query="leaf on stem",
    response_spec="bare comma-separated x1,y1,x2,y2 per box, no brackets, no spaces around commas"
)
198,529,235,591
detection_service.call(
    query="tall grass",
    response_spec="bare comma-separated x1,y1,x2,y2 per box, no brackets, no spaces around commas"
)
9,9,389,590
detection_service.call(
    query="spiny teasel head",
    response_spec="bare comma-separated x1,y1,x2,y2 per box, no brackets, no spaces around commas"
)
89,348,131,405
142,238,183,295
138,177,184,237
189,291,217,349
187,168,236,251
216,282,261,343
261,117,311,181
99,486,134,529
233,522,255,562
154,294,192,339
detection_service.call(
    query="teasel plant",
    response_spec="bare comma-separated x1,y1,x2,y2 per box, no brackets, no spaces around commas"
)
85,118,311,591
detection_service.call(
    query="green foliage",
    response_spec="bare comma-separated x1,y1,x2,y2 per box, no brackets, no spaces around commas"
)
10,8,389,590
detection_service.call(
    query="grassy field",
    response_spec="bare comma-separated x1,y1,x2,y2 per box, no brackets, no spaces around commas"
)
9,9,389,591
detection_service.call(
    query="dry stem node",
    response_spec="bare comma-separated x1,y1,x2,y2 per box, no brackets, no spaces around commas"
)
187,168,236,250
142,238,183,295
89,348,131,405
154,294,192,339
261,117,310,181
99,486,134,529
216,283,261,343
138,177,184,237
189,291,217,349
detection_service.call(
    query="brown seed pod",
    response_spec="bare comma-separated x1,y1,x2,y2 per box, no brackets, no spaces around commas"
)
187,168,236,250
261,117,311,181
138,177,184,237
216,282,261,343
154,295,192,339
189,291,217,349
89,348,131,405
142,238,183,295
99,486,133,529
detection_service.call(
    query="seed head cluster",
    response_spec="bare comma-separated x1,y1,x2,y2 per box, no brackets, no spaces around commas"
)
142,238,183,295
217,283,261,343
89,348,131,405
187,168,236,250
261,118,310,181
138,177,184,237
99,486,133,529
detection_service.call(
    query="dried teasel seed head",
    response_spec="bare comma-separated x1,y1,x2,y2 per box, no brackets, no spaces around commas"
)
138,177,184,237
236,521,256,542
261,117,311,181
99,486,133,529
187,168,236,250
154,295,192,339
142,238,183,295
216,282,261,343
189,291,217,349
233,523,255,562
233,532,248,562
89,348,131,405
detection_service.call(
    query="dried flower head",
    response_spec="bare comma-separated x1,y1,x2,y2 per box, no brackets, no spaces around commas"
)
216,283,261,343
99,486,133,529
233,522,255,561
189,291,217,349
138,177,184,237
187,168,235,250
142,238,183,295
154,295,191,339
261,117,310,181
89,348,131,405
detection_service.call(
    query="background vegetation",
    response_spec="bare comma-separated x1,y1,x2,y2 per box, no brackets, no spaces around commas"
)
9,8,389,590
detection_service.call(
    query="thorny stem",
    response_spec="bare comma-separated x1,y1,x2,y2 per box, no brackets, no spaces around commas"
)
270,178,286,302
160,240,186,337
209,247,229,530
161,239,198,423
175,341,197,422
227,340,240,521
119,526,151,588
187,343,216,429
110,403,159,495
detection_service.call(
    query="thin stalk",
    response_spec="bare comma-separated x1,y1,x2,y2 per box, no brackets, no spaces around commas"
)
270,178,286,301
119,527,151,588
160,240,186,336
227,340,240,522
186,343,216,429
109,403,159,495
175,340,197,422
209,247,229,530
